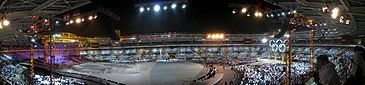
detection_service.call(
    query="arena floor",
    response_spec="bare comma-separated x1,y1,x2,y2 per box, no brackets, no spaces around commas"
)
59,62,204,85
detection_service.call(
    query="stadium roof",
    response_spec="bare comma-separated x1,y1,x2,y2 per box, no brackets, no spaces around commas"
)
264,0,365,36
0,0,90,44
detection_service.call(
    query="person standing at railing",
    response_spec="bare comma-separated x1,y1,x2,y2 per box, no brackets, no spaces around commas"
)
313,55,340,85
345,46,365,84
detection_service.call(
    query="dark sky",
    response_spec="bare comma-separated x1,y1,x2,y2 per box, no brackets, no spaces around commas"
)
60,0,282,38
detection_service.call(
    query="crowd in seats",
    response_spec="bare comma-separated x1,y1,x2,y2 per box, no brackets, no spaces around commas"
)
194,66,217,82
227,57,257,66
33,74,85,85
233,63,311,85
0,54,27,84
1,64,28,84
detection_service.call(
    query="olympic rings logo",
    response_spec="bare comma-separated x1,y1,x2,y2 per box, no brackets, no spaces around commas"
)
269,39,286,52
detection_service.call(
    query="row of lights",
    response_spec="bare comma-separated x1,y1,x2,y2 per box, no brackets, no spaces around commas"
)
139,3,187,13
0,19,10,29
66,15,97,25
207,33,225,40
232,7,297,18
266,10,296,18
232,8,264,18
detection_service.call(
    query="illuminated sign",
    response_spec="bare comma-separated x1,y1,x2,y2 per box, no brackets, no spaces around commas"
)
269,39,286,52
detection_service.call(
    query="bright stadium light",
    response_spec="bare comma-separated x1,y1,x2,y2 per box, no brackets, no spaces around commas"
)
281,12,285,16
270,14,274,17
31,38,36,42
254,11,262,17
322,7,328,12
75,18,81,23
182,4,186,9
94,15,97,19
55,21,59,24
88,15,93,20
164,6,167,10
261,38,268,43
241,8,247,13
293,10,297,13
69,20,74,24
171,4,177,9
232,10,236,14
139,7,144,12
147,7,150,11
331,7,340,19
345,20,350,24
3,19,9,26
154,4,160,12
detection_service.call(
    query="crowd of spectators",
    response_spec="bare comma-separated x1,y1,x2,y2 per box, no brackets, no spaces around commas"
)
33,74,85,85
1,64,28,84
233,62,311,85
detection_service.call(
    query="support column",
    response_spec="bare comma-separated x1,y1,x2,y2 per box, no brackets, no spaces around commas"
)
310,30,315,71
43,44,48,64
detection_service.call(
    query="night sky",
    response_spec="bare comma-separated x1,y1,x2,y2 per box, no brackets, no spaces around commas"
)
61,0,282,38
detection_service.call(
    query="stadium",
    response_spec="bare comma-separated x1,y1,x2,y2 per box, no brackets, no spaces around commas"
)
0,0,364,85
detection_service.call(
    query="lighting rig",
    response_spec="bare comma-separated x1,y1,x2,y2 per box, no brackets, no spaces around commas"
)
0,14,11,29
135,0,188,13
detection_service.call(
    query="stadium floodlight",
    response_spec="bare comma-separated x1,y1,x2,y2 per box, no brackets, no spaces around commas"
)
182,4,186,9
69,20,74,24
261,38,268,43
171,4,177,9
281,12,285,16
293,10,297,13
139,7,144,12
164,6,167,10
154,4,160,12
241,8,247,13
232,10,236,14
322,7,328,12
3,19,9,26
56,21,59,24
254,11,262,17
88,16,93,20
75,18,81,23
31,38,36,42
331,7,340,19
147,7,150,11
345,20,350,24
